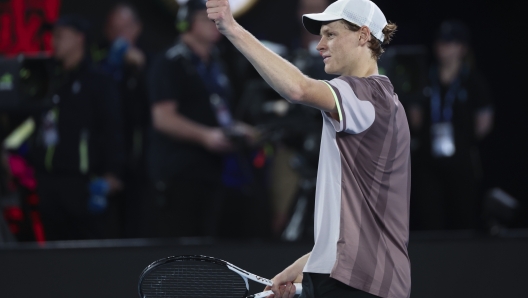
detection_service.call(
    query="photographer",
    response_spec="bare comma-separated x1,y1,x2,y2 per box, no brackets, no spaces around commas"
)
29,16,125,240
148,0,255,238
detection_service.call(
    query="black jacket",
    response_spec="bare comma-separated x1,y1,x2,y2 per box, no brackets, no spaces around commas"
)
30,60,125,178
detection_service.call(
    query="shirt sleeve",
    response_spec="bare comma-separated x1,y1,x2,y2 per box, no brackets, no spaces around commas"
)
321,77,375,134
147,54,181,104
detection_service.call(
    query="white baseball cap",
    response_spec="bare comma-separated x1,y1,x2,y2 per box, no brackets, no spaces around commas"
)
303,0,388,42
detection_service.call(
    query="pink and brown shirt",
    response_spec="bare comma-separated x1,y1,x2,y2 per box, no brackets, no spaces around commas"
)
303,75,411,298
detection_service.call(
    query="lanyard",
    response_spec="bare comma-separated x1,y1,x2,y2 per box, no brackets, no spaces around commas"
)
190,53,250,186
430,66,464,124
192,55,234,128
192,55,230,101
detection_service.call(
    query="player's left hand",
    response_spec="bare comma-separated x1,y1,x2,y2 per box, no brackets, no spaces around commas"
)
264,282,297,298
206,0,237,35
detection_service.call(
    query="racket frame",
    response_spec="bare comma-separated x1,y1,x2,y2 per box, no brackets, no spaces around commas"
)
138,255,300,298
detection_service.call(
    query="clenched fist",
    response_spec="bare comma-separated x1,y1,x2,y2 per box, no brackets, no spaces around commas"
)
206,0,237,35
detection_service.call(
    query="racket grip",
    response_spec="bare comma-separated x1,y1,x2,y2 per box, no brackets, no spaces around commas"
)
294,283,302,294
251,283,303,298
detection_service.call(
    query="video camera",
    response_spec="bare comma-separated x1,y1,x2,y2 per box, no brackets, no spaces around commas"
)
0,56,54,113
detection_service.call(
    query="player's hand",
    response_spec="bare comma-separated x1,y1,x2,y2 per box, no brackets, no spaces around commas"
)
203,127,234,153
265,282,296,298
264,271,300,298
206,0,237,35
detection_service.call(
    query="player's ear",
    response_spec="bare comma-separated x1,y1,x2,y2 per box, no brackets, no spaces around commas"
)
358,26,371,45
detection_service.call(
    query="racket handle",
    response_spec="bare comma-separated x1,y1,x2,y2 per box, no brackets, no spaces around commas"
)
250,283,303,298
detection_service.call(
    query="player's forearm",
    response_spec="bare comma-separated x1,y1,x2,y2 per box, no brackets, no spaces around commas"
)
225,24,309,103
285,253,310,282
292,253,310,271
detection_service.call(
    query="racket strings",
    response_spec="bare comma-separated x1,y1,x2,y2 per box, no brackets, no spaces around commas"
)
140,261,248,297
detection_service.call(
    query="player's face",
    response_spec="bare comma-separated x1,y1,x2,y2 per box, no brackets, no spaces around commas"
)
190,10,222,44
316,21,361,75
52,26,84,61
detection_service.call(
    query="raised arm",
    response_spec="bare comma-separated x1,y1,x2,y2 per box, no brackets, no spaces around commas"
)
206,0,337,113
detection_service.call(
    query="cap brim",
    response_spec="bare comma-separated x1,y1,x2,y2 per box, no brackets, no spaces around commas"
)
302,13,342,35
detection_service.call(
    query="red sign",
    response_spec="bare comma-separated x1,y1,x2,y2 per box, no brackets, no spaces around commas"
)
0,0,61,57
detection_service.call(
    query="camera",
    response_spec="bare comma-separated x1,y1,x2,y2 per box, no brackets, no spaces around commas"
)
0,56,54,112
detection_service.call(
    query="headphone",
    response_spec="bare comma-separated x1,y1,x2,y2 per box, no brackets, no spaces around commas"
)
175,0,207,33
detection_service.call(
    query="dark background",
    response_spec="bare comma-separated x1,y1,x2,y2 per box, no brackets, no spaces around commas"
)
59,0,527,224
1,1,527,297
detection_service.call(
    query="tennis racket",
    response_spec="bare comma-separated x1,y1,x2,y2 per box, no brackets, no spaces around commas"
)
138,255,302,298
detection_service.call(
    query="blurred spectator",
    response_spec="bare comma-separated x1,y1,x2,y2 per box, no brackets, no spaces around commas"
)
409,20,494,230
95,3,147,77
92,3,150,238
147,0,257,238
28,15,125,240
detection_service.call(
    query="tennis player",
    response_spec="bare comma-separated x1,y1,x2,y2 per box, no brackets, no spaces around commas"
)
207,0,411,297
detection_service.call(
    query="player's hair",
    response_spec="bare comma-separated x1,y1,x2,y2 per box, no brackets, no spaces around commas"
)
342,20,397,60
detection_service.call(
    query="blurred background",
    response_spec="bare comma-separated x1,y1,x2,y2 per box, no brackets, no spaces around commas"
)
0,0,527,297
